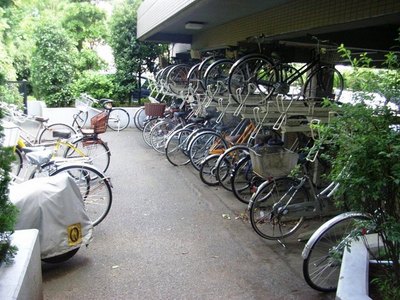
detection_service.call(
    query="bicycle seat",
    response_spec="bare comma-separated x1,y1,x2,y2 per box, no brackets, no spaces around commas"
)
26,149,53,166
52,130,71,139
100,99,113,109
21,146,47,153
34,116,49,123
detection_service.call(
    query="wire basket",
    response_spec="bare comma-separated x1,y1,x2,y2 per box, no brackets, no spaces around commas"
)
144,103,166,117
75,94,96,110
90,111,109,134
249,146,299,178
1,121,20,147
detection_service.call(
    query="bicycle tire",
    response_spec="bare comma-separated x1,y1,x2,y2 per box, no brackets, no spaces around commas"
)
165,128,193,166
230,155,264,204
203,59,234,96
215,144,250,191
302,212,370,292
166,64,191,95
108,108,130,131
133,107,146,130
150,119,180,153
64,137,111,173
142,118,159,147
272,63,304,100
199,154,221,186
188,131,228,171
50,164,113,226
249,177,309,240
11,147,23,177
302,65,344,102
38,123,77,144
42,247,80,263
228,53,276,103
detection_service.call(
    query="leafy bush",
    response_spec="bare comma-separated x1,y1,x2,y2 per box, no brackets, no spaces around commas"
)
71,71,114,100
0,109,19,265
324,42,400,298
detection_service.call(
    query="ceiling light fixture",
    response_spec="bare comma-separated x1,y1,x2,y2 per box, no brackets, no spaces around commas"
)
185,22,204,30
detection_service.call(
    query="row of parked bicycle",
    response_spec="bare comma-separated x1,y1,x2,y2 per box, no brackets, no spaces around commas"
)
1,96,116,262
129,49,375,294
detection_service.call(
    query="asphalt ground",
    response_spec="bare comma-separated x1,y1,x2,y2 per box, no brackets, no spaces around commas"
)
41,128,334,300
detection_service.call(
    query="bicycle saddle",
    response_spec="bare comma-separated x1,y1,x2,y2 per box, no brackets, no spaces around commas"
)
100,99,113,109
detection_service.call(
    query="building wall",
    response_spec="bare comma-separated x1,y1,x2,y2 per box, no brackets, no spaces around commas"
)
192,0,400,50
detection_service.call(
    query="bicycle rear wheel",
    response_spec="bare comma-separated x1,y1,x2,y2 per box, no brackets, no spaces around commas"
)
249,177,308,240
108,108,130,131
303,65,344,102
38,123,77,144
64,137,111,173
302,212,370,292
50,164,112,226
228,54,276,103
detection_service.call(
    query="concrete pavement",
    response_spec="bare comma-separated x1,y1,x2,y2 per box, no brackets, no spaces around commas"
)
42,128,334,300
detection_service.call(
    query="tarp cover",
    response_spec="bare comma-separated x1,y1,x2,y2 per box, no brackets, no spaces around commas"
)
9,173,93,259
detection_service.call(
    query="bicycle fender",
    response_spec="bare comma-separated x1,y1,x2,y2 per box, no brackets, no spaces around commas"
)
301,211,369,259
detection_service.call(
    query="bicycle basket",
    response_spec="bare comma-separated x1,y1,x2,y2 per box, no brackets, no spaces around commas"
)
90,111,109,134
144,103,166,117
0,121,20,147
249,146,299,178
75,95,95,109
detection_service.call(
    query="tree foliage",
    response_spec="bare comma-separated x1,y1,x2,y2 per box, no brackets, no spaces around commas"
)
108,0,166,103
62,2,108,51
30,21,77,107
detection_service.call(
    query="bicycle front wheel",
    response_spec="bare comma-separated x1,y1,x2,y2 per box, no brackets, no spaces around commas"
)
199,154,221,186
249,177,308,240
302,212,370,292
165,128,193,166
189,131,227,171
50,164,112,226
133,107,146,130
108,108,130,131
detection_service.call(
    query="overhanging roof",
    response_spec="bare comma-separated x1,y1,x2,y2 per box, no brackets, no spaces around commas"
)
137,0,290,43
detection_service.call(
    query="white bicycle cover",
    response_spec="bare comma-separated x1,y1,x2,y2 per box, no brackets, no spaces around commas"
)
9,173,93,259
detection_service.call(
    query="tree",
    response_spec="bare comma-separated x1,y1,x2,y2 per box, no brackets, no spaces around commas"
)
62,2,108,52
30,21,77,107
108,0,166,103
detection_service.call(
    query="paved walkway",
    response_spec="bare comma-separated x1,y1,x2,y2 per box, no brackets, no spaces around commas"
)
42,129,333,300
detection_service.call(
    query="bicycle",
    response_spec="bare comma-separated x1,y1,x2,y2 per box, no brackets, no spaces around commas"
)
247,144,337,242
74,94,130,131
1,101,77,145
12,148,112,227
227,36,344,104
